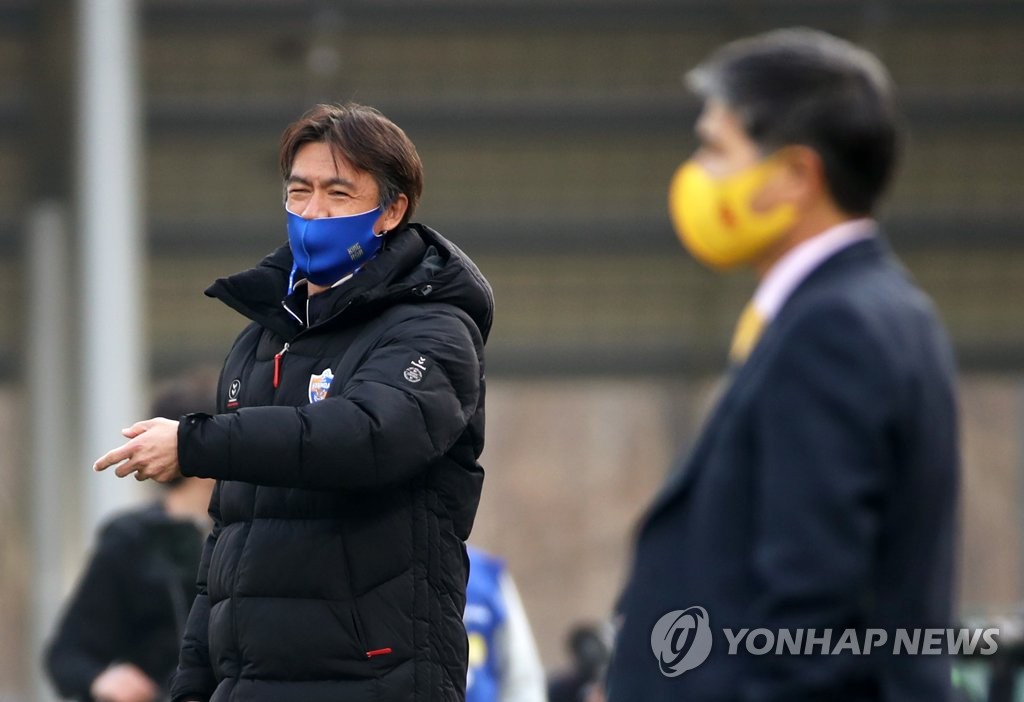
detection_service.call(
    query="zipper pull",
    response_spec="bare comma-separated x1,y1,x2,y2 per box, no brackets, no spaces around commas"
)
273,342,289,389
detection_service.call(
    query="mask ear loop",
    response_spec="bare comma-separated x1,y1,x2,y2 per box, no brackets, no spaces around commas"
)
377,193,401,238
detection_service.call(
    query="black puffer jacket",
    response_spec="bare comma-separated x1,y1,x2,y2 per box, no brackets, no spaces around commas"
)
169,225,492,702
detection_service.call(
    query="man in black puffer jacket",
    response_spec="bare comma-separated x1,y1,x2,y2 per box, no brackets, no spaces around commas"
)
94,103,493,702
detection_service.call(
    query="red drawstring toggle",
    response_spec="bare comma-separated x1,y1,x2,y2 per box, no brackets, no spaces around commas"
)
366,647,393,659
273,351,282,389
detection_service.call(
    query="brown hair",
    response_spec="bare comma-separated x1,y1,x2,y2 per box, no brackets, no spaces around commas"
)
278,103,424,226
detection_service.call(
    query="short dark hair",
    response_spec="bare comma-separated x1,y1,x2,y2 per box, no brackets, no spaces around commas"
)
278,103,424,227
687,28,901,215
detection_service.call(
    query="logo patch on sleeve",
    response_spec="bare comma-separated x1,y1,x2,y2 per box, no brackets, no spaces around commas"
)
403,356,429,384
308,368,334,403
227,379,241,409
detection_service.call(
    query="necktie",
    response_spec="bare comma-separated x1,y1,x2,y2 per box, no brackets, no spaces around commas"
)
729,301,766,364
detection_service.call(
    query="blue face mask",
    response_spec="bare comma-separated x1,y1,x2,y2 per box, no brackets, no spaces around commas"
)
286,206,384,294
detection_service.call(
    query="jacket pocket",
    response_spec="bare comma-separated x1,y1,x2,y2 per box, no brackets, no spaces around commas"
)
350,604,391,687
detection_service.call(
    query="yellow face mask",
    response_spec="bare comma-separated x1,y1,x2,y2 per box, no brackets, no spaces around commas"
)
668,158,797,270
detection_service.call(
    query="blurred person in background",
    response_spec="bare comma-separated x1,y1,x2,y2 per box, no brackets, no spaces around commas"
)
45,369,217,702
547,622,612,702
606,28,959,701
94,102,493,702
464,545,547,702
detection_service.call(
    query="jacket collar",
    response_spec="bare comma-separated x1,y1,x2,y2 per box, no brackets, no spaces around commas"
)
203,223,495,344
205,227,428,341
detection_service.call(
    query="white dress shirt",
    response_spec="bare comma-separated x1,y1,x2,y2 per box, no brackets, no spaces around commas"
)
751,218,876,323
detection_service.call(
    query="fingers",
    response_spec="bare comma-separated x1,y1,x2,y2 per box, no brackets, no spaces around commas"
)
94,440,146,479
93,443,133,473
121,418,155,439
96,418,157,474
94,419,181,484
115,457,140,479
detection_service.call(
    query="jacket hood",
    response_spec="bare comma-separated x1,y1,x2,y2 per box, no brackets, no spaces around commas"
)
205,224,494,343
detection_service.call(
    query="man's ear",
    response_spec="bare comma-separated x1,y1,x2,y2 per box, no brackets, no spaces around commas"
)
781,145,828,210
378,193,409,233
752,145,825,214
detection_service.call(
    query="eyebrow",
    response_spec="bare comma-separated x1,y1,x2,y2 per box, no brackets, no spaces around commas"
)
285,175,357,189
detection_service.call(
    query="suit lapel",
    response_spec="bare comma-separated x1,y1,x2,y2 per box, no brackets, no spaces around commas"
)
637,235,889,533
639,356,757,529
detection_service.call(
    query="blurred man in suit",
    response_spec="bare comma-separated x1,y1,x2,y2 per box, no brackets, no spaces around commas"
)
606,28,959,702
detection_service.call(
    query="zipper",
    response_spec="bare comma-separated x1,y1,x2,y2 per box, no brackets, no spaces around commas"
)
281,299,303,326
273,342,290,389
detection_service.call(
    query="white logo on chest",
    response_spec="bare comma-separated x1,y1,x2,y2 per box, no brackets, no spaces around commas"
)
403,356,428,383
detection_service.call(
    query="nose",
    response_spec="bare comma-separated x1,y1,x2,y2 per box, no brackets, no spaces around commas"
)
300,190,330,219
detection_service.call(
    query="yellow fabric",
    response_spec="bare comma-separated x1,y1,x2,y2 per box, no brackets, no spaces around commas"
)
729,302,767,364
668,159,797,271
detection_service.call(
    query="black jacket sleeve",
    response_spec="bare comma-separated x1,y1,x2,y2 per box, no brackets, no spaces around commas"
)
169,482,221,702
177,307,482,491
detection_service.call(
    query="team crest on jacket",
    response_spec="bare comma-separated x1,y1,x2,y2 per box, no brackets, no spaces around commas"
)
308,368,334,403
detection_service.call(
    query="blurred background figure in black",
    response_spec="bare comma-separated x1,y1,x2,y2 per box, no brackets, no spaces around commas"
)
547,622,612,702
44,368,217,702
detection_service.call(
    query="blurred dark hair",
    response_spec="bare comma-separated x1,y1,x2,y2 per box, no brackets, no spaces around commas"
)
278,102,424,227
151,367,218,420
567,622,611,680
151,366,218,488
687,27,901,215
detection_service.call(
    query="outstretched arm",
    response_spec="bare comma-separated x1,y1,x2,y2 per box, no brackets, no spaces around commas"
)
178,309,482,491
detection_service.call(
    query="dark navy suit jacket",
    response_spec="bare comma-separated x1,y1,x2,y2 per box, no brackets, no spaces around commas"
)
606,236,959,702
